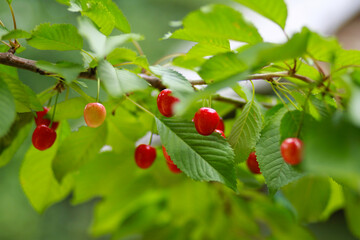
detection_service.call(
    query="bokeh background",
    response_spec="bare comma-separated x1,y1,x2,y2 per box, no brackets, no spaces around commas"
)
1,0,360,239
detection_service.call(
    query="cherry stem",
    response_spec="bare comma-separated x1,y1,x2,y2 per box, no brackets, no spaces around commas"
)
124,95,155,117
47,95,53,107
271,83,290,111
148,121,155,145
0,40,11,48
132,40,144,56
154,53,185,65
250,80,255,98
276,86,299,110
8,3,17,30
96,77,100,102
50,91,59,128
80,49,96,61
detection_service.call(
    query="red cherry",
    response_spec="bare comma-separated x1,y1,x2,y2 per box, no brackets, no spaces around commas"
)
246,152,261,174
162,146,173,164
281,138,303,165
215,129,226,138
134,144,156,169
215,117,225,132
84,103,106,128
157,89,179,117
34,107,59,130
32,125,57,151
193,107,220,136
162,146,182,173
166,161,182,174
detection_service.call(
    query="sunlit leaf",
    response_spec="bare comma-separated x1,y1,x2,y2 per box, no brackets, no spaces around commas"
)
27,23,83,51
228,100,262,163
156,117,237,190
20,123,73,213
282,176,331,223
52,123,108,181
0,77,16,138
232,0,287,29
169,4,262,45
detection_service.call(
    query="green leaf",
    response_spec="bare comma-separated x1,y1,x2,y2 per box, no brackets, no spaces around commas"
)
282,176,331,223
97,60,149,98
320,178,344,220
81,1,115,35
0,29,31,40
0,65,43,113
27,23,83,51
279,110,315,141
0,114,32,167
169,4,262,45
107,48,137,65
199,28,310,83
173,43,230,70
78,17,142,58
6,0,13,4
36,60,84,83
20,123,73,213
150,65,193,96
52,123,108,181
155,117,237,190
0,77,16,138
343,187,360,238
334,49,360,70
73,151,136,204
303,113,360,190
256,107,305,194
307,31,341,62
199,52,247,83
48,97,88,121
228,100,262,163
79,0,130,35
232,0,287,29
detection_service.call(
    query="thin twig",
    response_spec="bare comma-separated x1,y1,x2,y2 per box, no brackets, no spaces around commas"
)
8,3,17,30
154,53,185,65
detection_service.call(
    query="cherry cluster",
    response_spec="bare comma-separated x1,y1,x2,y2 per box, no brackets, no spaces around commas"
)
134,89,225,173
32,107,59,151
32,88,304,177
32,102,107,151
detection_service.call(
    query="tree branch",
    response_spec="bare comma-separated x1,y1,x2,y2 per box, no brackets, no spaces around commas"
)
0,52,315,92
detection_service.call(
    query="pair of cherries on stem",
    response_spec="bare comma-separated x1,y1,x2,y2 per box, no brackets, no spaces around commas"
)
32,107,59,151
134,144,181,173
157,89,225,137
246,138,304,174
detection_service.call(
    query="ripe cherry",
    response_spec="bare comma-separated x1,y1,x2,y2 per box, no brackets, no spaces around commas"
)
32,125,57,151
162,146,182,173
35,107,59,130
215,129,226,138
166,161,182,174
281,138,303,165
215,117,225,132
246,152,261,174
193,107,220,136
84,103,106,128
134,144,156,169
157,89,179,117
